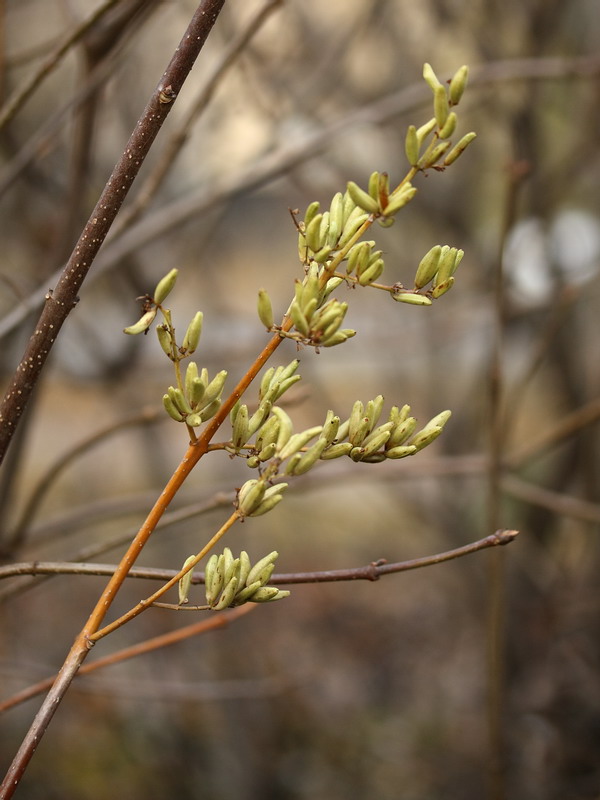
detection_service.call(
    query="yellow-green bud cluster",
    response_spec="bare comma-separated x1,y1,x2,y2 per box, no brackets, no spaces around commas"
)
162,364,227,426
403,64,476,171
311,400,452,463
297,191,370,265
345,240,385,286
288,262,355,348
389,244,464,306
228,361,301,454
414,244,464,296
203,548,289,609
346,174,417,222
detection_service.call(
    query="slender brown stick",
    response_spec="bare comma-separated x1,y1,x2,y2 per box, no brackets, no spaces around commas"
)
3,53,600,345
0,0,120,131
0,605,255,715
7,407,162,552
114,0,283,236
0,0,226,467
0,531,517,714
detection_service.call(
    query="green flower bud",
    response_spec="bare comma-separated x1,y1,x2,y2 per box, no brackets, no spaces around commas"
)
320,442,354,460
367,171,380,200
416,117,437,145
423,62,442,91
249,587,289,603
443,132,477,166
383,184,417,216
278,427,322,460
246,551,279,586
152,268,178,305
431,276,455,298
339,208,370,247
434,85,449,128
204,554,221,606
305,213,324,252
303,200,320,228
178,555,196,605
163,393,184,422
156,324,173,357
181,311,203,355
213,575,239,610
257,289,274,330
237,478,266,516
347,180,380,215
414,245,442,289
385,444,418,459
392,291,432,306
449,65,469,105
405,125,420,166
418,140,452,169
123,308,157,335
438,111,457,140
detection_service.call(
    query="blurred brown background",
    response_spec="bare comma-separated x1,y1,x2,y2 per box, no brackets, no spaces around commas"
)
1,0,599,798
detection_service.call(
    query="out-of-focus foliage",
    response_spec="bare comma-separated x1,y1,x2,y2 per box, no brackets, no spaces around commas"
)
1,1,599,798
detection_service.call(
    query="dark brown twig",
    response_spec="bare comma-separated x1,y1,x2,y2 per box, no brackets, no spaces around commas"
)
0,3,227,795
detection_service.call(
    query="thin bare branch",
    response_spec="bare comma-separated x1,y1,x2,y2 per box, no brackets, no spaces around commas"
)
3,54,600,345
0,605,255,715
0,0,121,131
0,531,518,714
0,529,520,585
